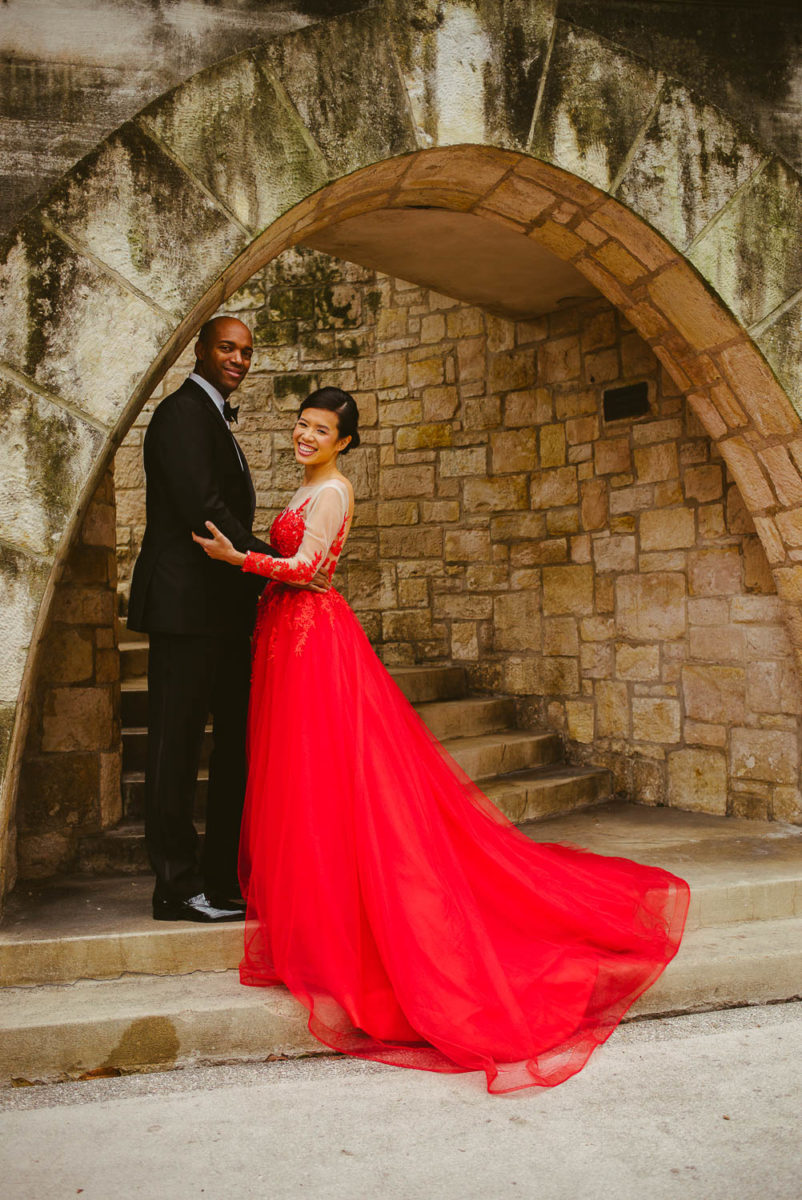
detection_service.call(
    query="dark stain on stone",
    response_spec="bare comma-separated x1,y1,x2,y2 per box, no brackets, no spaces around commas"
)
101,1016,180,1072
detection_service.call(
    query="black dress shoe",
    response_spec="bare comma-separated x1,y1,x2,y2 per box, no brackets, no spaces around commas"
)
207,893,247,912
153,892,246,923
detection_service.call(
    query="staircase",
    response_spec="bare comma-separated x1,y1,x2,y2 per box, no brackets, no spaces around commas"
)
76,631,613,873
1,635,801,1085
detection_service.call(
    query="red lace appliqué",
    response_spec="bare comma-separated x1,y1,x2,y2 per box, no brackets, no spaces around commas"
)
270,500,309,557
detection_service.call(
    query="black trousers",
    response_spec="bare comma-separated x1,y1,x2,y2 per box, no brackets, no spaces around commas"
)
145,632,252,902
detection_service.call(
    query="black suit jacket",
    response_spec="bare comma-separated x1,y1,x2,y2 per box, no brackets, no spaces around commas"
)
127,378,275,636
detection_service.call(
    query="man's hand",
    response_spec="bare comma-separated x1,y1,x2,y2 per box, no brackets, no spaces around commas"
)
285,565,331,594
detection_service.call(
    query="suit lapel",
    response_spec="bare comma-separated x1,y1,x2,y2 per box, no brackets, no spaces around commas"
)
186,380,257,522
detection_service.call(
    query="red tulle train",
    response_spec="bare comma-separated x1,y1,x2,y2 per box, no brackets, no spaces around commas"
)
239,583,689,1094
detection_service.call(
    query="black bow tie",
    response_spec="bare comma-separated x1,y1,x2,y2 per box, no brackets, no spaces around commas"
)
222,400,239,425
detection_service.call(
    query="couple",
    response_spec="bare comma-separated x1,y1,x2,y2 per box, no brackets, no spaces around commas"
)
129,316,689,1094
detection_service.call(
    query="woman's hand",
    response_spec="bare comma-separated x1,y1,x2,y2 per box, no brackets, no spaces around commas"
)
192,521,246,567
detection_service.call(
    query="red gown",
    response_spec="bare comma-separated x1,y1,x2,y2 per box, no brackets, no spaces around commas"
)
239,478,689,1093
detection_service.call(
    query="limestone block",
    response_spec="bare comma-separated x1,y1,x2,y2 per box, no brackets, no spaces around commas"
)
687,547,742,596
615,573,687,640
433,591,491,622
0,219,171,427
542,564,594,615
684,465,723,503
505,388,553,427
423,386,459,421
491,430,536,474
502,656,539,695
640,508,696,551
667,749,727,814
263,9,416,179
580,641,613,678
451,622,479,661
530,22,663,192
380,527,442,559
594,439,631,476
593,535,636,573
0,547,51,705
531,467,577,510
617,81,765,250
596,679,629,738
632,698,680,744
346,562,397,612
439,447,487,477
731,727,799,785
464,476,528,512
682,664,746,724
488,350,537,394
616,642,660,681
0,374,104,558
537,337,580,384
490,513,545,542
388,0,554,150
41,122,247,316
539,424,566,468
41,686,113,753
382,609,435,642
757,295,802,412
381,465,434,498
747,660,782,713
690,158,802,329
444,529,491,562
566,700,594,744
17,752,99,832
581,479,608,531
494,591,541,652
396,424,452,451
536,656,580,696
634,443,678,483
543,617,579,657
408,358,444,390
689,626,745,664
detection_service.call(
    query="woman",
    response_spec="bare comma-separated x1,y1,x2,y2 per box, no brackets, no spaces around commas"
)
194,386,690,1094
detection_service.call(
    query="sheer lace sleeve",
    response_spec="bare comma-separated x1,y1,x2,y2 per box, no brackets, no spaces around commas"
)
242,483,348,583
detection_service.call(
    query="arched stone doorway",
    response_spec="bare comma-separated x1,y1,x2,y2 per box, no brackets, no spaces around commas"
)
3,2,802,903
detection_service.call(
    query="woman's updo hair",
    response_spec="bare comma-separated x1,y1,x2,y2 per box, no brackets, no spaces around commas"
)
299,387,360,453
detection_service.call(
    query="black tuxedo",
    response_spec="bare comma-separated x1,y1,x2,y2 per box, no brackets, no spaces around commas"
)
128,377,277,903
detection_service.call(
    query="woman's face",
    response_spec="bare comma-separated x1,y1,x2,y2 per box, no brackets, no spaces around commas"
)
293,407,349,466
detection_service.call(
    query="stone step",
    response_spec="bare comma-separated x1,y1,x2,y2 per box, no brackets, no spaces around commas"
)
120,640,469,705
484,765,612,823
442,730,562,782
121,771,208,822
121,693,519,774
2,915,801,1085
9,803,801,989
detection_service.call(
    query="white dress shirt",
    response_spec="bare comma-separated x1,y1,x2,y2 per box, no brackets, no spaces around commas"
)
189,371,245,469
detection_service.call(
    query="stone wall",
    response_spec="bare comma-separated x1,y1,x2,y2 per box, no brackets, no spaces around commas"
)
16,468,121,878
116,248,802,824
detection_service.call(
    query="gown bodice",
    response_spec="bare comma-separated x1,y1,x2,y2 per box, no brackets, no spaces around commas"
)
243,478,351,586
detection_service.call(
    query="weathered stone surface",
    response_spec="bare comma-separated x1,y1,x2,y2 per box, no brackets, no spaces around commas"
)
142,50,330,235
42,122,247,316
632,697,681,743
262,9,416,179
530,466,577,509
389,0,554,150
617,82,765,250
542,564,594,615
640,508,696,551
494,591,541,652
668,748,727,814
593,535,636,573
464,475,527,512
690,157,802,329
731,727,799,785
0,546,51,705
616,573,687,640
530,22,664,193
0,219,171,426
682,664,746,724
566,699,594,743
595,679,629,737
0,374,104,557
616,643,660,681
687,548,742,596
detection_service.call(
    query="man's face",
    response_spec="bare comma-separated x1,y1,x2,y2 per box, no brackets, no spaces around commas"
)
194,319,253,397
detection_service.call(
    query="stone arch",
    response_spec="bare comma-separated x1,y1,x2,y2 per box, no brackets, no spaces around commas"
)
4,1,802,897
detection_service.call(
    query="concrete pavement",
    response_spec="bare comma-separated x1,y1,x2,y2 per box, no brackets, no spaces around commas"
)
1,1002,800,1200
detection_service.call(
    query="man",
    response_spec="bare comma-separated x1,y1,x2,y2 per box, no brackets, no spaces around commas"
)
128,316,277,922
